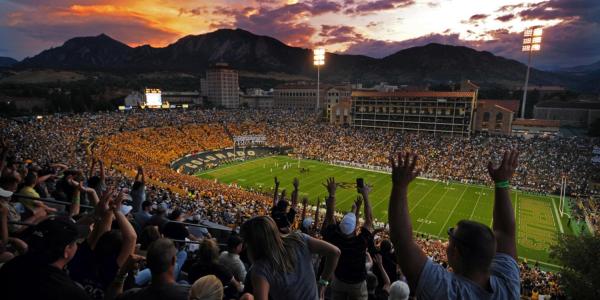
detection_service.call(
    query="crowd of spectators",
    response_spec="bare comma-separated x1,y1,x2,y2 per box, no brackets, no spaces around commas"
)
0,108,596,300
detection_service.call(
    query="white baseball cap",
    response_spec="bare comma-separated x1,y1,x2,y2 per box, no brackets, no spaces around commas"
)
389,281,410,300
339,213,356,235
0,188,13,198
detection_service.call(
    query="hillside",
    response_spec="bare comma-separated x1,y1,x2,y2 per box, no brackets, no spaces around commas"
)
14,28,581,89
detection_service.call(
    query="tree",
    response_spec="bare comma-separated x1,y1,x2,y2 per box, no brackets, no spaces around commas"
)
550,234,600,299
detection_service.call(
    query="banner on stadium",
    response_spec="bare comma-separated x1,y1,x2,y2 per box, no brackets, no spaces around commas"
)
233,135,266,145
170,147,290,174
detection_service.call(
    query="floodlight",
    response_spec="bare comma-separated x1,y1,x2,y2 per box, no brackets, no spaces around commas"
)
313,48,325,66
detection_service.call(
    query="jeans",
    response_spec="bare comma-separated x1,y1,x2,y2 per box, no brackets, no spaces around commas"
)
135,250,188,286
330,277,368,300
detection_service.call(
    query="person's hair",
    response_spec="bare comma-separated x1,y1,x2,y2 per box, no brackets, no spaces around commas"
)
227,233,243,252
240,216,303,274
190,275,224,300
452,220,496,273
94,230,123,259
147,238,177,274
198,238,220,263
139,226,161,251
380,239,393,254
141,200,152,210
24,172,37,186
0,175,20,191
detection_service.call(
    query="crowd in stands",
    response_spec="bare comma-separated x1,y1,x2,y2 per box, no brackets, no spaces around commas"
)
0,108,595,300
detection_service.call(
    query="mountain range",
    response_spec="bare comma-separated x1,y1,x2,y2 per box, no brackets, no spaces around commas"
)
0,57,18,67
10,29,600,91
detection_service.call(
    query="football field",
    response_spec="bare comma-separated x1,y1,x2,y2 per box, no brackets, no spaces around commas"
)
197,156,571,266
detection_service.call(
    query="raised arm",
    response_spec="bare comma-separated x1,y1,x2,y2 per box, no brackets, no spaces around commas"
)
487,150,518,259
98,160,105,182
291,178,299,210
359,183,373,231
388,152,427,291
314,197,321,233
374,253,391,293
306,235,341,299
321,177,337,232
272,177,280,208
110,193,138,268
353,196,362,231
88,159,96,178
135,165,144,184
301,196,308,222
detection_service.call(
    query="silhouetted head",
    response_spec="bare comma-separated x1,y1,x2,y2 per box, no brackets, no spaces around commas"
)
446,220,496,275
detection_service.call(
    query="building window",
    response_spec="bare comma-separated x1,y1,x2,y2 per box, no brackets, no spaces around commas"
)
496,112,503,122
483,112,490,122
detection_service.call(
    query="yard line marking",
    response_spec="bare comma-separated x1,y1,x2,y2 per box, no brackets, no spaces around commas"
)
415,185,450,232
468,186,485,220
409,182,439,214
550,197,564,233
437,185,469,236
372,180,423,210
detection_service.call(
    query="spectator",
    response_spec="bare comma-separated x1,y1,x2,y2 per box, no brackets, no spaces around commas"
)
0,217,91,300
321,177,375,300
219,232,247,284
188,238,242,299
388,151,520,299
133,200,153,229
189,275,224,300
130,166,146,213
116,238,190,300
388,281,410,300
241,215,340,300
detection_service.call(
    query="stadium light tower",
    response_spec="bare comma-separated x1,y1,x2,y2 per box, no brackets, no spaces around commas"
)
313,47,325,112
520,26,543,119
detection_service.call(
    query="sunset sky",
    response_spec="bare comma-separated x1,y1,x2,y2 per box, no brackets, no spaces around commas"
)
1,0,599,69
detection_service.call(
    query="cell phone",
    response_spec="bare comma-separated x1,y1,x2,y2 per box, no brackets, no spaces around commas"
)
356,178,364,189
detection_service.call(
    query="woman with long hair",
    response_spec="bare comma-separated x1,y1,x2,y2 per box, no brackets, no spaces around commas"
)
241,216,340,300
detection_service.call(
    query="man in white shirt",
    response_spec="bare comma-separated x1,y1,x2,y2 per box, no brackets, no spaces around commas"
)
218,233,246,284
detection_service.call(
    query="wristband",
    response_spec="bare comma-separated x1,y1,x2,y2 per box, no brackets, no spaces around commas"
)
318,278,330,287
495,180,510,189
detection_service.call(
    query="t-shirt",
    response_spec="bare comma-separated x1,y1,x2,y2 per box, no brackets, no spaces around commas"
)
416,253,521,300
0,253,91,300
251,233,318,300
116,283,190,300
68,241,119,300
219,251,247,282
322,224,374,284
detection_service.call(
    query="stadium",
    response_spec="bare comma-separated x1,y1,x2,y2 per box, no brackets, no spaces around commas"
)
1,107,598,300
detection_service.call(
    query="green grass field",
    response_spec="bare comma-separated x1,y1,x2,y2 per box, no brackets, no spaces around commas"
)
198,156,572,266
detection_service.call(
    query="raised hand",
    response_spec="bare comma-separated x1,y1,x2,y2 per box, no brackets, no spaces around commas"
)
322,177,337,196
487,150,519,182
274,176,280,188
390,152,420,187
302,197,308,207
293,177,299,189
358,183,371,196
354,196,363,211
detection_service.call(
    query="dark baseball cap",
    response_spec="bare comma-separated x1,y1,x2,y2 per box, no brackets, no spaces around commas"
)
27,217,89,252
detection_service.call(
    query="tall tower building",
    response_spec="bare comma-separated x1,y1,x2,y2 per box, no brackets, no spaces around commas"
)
205,63,239,108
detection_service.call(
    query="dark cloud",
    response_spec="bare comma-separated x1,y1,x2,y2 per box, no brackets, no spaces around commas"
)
209,1,343,47
496,3,525,13
344,19,600,69
519,0,600,23
317,24,364,45
495,14,515,22
461,13,488,24
345,0,416,15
